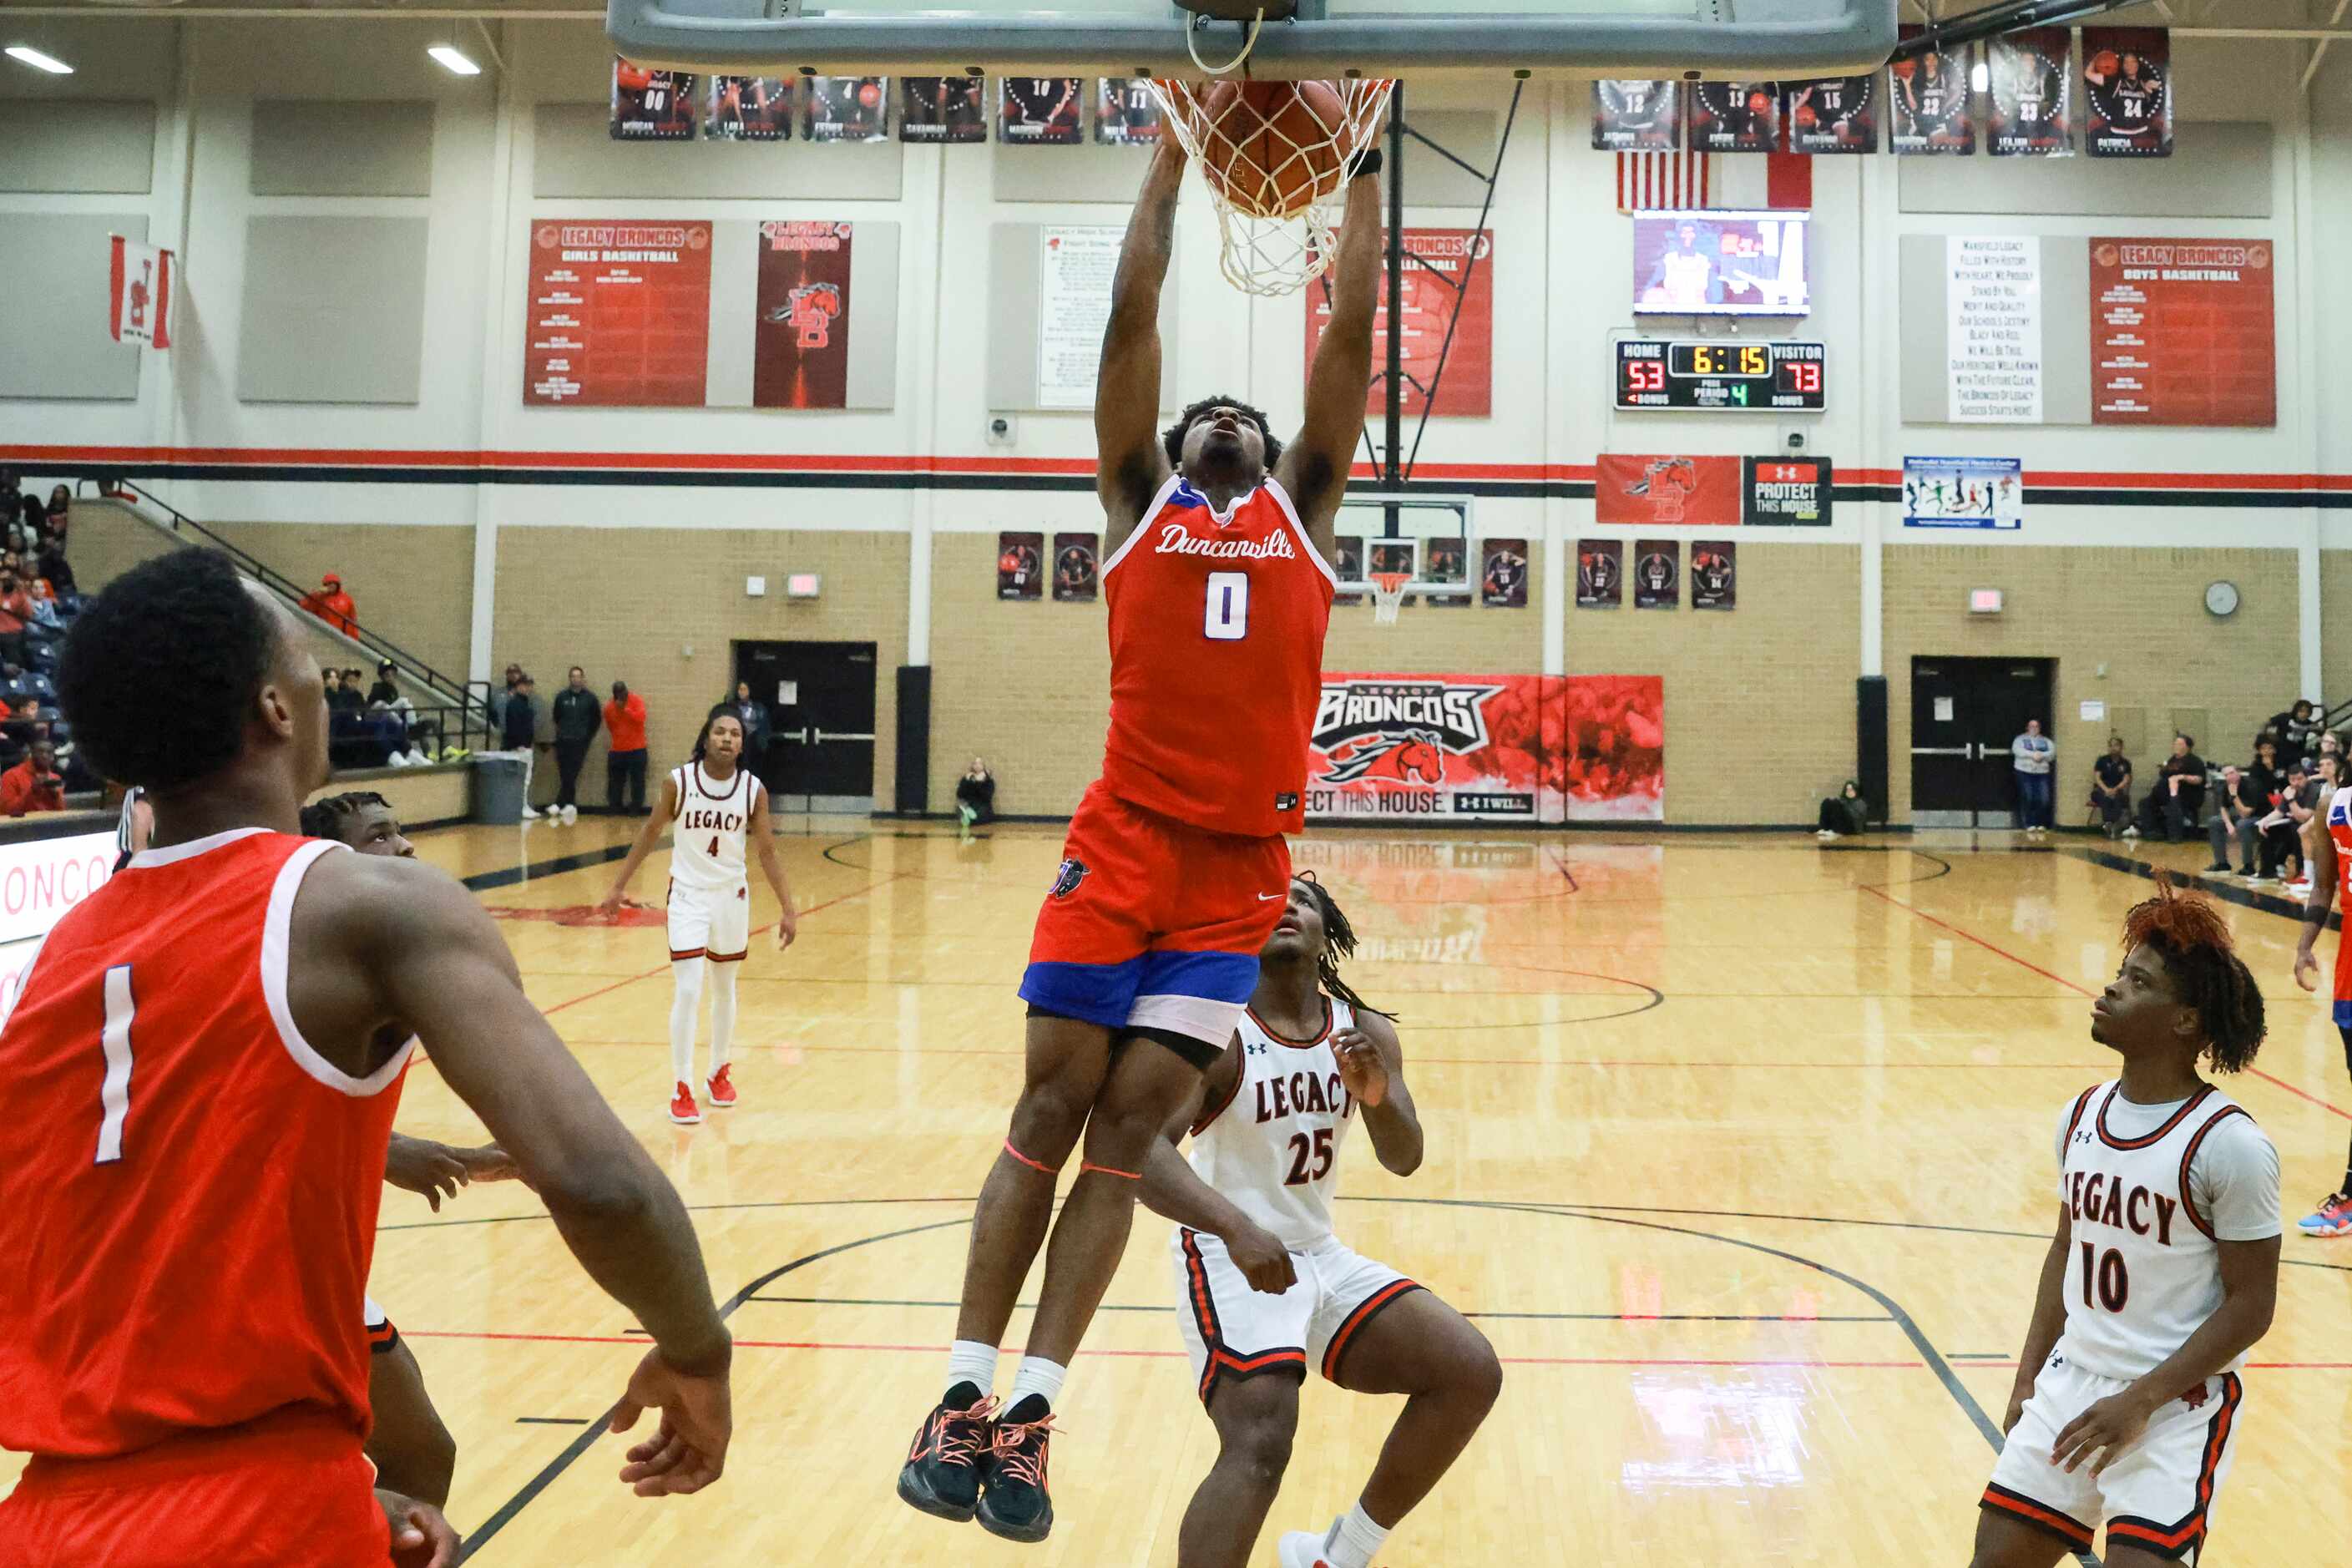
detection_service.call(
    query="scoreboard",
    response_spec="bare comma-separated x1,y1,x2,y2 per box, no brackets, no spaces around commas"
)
1615,339,1828,412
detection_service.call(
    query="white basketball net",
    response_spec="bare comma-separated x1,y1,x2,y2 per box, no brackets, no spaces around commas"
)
1149,78,1395,297
1368,571,1413,625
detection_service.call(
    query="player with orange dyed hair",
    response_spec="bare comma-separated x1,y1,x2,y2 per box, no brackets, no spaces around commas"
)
1972,878,2279,1568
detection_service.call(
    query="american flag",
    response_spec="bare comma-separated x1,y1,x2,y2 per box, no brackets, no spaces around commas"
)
1616,149,1713,212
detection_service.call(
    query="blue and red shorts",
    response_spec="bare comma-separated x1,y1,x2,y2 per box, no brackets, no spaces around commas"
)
1019,782,1291,1065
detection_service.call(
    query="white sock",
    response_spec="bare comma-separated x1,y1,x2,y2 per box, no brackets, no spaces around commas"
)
945,1339,999,1402
707,963,738,1075
668,959,705,1088
1323,1503,1389,1568
1005,1356,1066,1414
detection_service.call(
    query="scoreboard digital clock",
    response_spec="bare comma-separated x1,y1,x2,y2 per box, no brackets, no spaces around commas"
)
1614,339,1828,412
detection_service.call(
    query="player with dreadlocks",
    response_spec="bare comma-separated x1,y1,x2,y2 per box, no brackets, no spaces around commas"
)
1139,873,1501,1568
1974,877,2279,1568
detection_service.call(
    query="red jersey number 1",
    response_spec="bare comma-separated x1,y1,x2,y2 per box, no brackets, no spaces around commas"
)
1205,571,1249,641
96,964,136,1165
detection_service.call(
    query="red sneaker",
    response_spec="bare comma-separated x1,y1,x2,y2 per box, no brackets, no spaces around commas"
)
668,1080,701,1125
706,1065,737,1109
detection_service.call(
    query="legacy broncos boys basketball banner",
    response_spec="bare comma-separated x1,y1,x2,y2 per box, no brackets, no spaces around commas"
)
1307,674,1664,825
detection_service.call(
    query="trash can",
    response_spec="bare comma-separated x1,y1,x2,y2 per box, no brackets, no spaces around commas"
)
471,751,528,825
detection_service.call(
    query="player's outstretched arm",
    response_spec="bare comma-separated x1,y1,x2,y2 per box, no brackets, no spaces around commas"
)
1138,1050,1297,1295
1278,164,1384,558
746,786,798,950
2295,822,2338,991
1096,139,1186,543
1338,1011,1421,1177
599,774,680,914
2002,1202,2073,1434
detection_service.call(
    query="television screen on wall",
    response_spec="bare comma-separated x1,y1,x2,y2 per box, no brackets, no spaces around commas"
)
1632,210,1812,316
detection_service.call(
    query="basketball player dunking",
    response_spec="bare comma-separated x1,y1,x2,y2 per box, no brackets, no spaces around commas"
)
1974,881,2279,1568
600,705,798,1125
898,129,1384,1544
1146,875,1500,1568
0,553,735,1566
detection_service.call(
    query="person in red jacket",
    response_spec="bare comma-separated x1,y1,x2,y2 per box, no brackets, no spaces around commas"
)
604,680,650,814
0,740,65,815
297,573,357,637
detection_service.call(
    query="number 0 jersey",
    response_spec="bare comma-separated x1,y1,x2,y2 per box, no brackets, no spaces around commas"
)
0,829,411,1460
670,761,762,891
1099,473,1336,838
1187,998,1360,1249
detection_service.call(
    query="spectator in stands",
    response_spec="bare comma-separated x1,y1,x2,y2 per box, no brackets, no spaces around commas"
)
44,485,67,523
326,667,365,715
297,572,357,636
549,665,601,825
9,496,40,559
0,738,66,816
2010,719,2055,837
368,660,432,765
0,568,33,668
2089,736,2132,837
1815,778,1867,841
503,673,543,821
2132,732,2205,842
34,508,72,598
2206,760,2270,881
604,680,649,815
2269,699,2318,761
957,756,997,836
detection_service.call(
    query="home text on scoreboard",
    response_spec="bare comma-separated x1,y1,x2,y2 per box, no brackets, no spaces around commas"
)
1614,339,1828,412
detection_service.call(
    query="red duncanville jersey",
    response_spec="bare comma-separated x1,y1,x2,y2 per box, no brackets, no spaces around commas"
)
1098,473,1337,837
0,828,412,1459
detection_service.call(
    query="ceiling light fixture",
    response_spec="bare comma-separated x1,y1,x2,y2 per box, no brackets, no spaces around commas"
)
427,45,481,76
1970,60,1990,93
6,45,74,75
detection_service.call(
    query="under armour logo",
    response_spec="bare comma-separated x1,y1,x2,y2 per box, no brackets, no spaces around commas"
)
2074,1130,2093,1144
1247,1042,1267,1057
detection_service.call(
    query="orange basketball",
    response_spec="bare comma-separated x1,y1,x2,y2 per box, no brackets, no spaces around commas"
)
1187,80,1350,219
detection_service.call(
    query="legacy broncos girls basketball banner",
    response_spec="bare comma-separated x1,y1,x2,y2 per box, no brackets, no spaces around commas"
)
1307,674,1664,825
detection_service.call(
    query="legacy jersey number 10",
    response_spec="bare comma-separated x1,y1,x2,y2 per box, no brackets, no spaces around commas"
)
1615,339,1828,412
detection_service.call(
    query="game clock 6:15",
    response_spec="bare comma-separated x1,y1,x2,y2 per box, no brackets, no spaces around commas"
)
1614,339,1828,412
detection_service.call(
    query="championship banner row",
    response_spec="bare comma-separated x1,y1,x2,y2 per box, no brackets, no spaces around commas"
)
615,63,1169,144
1595,25,2174,158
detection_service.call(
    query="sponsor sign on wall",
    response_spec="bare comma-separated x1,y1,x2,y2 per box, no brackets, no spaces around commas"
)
1596,455,1743,527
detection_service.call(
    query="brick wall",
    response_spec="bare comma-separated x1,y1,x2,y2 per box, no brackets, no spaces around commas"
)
491,528,907,808
2323,553,2352,714
1883,546,2299,819
205,521,473,678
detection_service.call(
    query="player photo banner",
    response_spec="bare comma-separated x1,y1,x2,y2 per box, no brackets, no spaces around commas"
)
1052,533,1100,602
997,532,1044,600
1305,673,1665,825
1596,454,1743,528
1592,81,1681,152
900,77,987,144
2091,239,2274,427
752,221,852,411
2084,28,2171,159
1422,537,1470,609
1633,541,1680,609
1575,539,1622,609
1687,82,1780,154
1989,28,2074,156
1690,541,1737,611
1904,456,2025,530
613,59,695,141
1098,78,1165,144
805,77,888,142
1890,28,1975,155
524,220,711,407
1743,457,1834,525
1305,229,1493,419
1000,76,1083,144
1784,77,1877,154
1480,539,1530,609
706,76,792,141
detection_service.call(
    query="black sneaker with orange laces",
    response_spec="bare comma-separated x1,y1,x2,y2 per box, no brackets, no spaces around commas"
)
975,1397,1056,1544
897,1389,997,1523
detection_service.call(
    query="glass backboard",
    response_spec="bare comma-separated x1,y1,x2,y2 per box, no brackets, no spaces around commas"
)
608,0,1899,81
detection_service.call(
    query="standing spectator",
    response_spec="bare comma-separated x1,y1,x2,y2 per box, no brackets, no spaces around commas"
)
1814,778,1867,840
2088,736,2132,837
2137,732,2206,842
502,673,542,821
956,756,997,836
728,680,773,778
549,665,602,825
297,572,357,636
0,738,65,815
604,680,650,815
2268,699,2318,761
2010,718,2055,837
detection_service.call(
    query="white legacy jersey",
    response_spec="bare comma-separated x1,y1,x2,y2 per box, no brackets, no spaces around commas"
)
2054,1081,2268,1381
1189,997,1361,1249
669,761,761,891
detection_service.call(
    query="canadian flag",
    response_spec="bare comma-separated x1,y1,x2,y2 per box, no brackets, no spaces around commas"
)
109,235,173,349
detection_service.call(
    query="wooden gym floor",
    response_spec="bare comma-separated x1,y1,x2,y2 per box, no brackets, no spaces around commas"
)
5,817,2347,1564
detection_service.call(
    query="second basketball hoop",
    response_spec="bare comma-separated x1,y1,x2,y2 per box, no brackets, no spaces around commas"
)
1150,76,1392,296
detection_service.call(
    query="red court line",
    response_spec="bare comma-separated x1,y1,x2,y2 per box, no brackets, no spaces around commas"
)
1860,885,2352,1121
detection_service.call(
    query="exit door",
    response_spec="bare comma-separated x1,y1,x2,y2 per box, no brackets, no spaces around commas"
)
736,640,878,813
1909,656,2056,827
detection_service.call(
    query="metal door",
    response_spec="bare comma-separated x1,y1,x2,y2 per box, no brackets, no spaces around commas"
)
1909,657,2056,827
735,641,878,812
